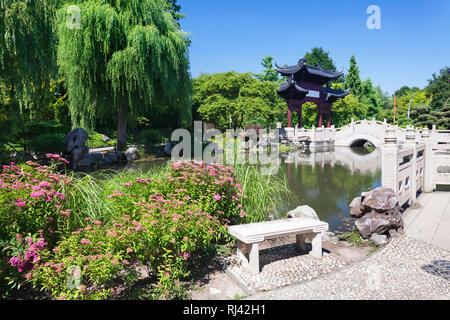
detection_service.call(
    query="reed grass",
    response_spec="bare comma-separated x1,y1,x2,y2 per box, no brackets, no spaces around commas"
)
234,164,295,223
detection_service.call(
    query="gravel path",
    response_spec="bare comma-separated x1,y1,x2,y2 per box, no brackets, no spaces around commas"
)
247,236,450,300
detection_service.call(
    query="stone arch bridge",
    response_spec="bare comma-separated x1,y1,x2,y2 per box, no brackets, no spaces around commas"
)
281,118,414,148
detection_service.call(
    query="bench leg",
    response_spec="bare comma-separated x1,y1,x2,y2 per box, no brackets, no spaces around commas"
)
296,234,307,252
310,232,322,258
236,240,260,275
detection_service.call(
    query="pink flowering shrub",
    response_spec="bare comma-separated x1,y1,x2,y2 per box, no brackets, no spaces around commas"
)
0,159,72,245
2,159,248,300
0,157,72,292
165,161,246,224
31,191,225,299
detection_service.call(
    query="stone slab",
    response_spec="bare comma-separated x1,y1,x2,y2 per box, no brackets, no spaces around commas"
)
228,218,328,244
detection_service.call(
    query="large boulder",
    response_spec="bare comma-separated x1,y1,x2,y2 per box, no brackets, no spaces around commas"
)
351,187,403,239
355,207,403,239
361,187,398,212
77,153,103,167
287,205,319,220
125,147,139,161
349,196,364,217
164,142,173,156
64,128,89,169
349,187,404,240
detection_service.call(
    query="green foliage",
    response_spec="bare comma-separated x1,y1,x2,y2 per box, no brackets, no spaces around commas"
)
338,230,371,246
239,80,286,128
193,72,254,129
194,72,286,129
337,230,376,247
234,164,295,223
303,47,336,72
0,0,56,112
138,128,168,147
56,0,191,149
86,131,116,149
29,133,65,156
330,83,368,127
345,55,362,97
253,56,281,82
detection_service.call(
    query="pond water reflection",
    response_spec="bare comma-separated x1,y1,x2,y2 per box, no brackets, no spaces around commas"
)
121,147,381,233
277,147,381,232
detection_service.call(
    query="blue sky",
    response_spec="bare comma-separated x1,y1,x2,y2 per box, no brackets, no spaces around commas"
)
179,0,449,94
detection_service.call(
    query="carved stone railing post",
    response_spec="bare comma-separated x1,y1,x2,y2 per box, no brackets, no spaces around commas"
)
406,125,417,204
382,127,399,193
421,127,434,192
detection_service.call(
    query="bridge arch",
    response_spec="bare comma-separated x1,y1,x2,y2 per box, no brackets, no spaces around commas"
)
335,133,383,148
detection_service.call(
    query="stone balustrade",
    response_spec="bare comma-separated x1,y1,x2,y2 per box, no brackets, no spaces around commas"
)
381,125,450,206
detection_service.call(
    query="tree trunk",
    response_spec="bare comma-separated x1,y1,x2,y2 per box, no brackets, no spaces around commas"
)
117,104,127,151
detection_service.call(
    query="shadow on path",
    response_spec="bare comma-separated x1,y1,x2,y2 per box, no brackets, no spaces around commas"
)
422,260,450,281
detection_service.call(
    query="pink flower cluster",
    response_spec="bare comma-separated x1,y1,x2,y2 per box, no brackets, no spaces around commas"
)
46,153,70,164
9,238,47,273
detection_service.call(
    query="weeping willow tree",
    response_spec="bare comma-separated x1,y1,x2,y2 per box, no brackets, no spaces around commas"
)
56,0,191,150
0,0,56,149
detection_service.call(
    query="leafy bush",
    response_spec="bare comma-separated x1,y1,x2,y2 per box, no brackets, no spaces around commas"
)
0,159,71,244
138,128,168,147
86,131,116,149
0,156,72,292
1,159,247,299
28,133,66,156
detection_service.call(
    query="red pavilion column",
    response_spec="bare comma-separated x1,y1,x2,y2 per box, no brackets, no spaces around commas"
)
327,111,331,128
318,110,323,127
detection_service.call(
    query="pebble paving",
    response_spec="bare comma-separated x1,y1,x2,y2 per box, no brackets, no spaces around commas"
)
246,236,450,300
223,243,348,295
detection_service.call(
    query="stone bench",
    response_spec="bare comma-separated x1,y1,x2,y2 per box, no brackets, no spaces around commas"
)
228,218,328,275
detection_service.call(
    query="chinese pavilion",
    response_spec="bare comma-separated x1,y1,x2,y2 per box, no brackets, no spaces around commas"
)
275,58,349,128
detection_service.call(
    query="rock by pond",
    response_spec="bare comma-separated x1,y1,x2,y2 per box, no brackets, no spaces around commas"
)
349,187,404,240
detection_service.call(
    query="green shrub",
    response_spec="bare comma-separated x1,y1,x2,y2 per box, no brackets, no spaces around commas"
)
138,129,167,147
86,131,116,149
1,160,247,300
28,133,65,156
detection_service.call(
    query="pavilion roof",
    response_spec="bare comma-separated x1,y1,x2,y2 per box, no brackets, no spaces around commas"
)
321,87,350,103
277,79,309,100
277,79,350,103
275,58,344,84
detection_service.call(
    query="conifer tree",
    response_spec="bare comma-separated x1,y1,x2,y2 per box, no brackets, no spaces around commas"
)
345,55,362,97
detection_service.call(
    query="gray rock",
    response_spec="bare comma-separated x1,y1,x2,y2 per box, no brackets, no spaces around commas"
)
349,196,364,217
287,205,319,220
64,128,89,169
370,233,388,246
103,151,124,164
361,187,399,212
388,228,402,238
164,142,173,156
125,147,139,161
101,134,111,142
355,207,403,239
77,153,102,167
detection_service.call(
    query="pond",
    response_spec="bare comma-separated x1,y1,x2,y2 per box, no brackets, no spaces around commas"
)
120,147,381,233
